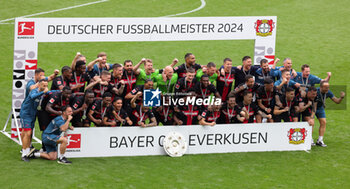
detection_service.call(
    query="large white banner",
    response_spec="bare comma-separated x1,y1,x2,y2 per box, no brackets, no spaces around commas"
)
62,122,310,158
12,17,277,137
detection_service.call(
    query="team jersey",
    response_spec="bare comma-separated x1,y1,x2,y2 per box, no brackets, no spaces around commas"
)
216,67,235,102
174,77,197,98
25,77,49,99
92,82,115,98
235,82,260,103
272,67,296,81
152,106,175,125
88,63,113,78
51,76,70,90
174,63,202,79
69,71,91,93
129,105,155,126
274,79,298,94
233,66,258,89
300,95,318,117
90,99,109,120
237,102,259,123
104,106,129,126
130,85,145,105
277,95,299,117
192,82,217,99
293,72,322,87
20,88,45,119
219,103,243,124
47,92,72,117
43,116,66,136
256,85,278,109
196,69,217,84
316,88,334,109
255,68,275,85
198,108,221,123
70,96,92,125
176,104,201,125
154,73,178,94
136,69,159,85
121,70,137,96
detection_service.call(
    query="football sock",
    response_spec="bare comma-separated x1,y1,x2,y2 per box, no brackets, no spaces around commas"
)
318,136,323,142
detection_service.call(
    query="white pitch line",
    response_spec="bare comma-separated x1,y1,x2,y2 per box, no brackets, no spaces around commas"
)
0,0,109,23
161,0,206,17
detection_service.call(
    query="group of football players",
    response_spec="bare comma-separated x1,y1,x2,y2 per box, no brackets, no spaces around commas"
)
19,52,345,163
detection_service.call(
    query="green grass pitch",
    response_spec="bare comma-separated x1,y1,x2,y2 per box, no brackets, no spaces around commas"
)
0,0,349,188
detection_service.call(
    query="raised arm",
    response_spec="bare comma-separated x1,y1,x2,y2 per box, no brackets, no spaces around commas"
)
71,52,81,71
331,91,345,104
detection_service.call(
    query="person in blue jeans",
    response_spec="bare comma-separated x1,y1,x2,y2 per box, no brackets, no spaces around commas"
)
315,81,345,147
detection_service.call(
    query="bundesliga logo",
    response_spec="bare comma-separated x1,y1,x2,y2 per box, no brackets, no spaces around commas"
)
18,22,35,35
255,19,275,37
287,128,307,145
66,134,81,149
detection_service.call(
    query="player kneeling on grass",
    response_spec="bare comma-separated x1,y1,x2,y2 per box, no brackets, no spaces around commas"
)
31,106,74,164
198,104,222,126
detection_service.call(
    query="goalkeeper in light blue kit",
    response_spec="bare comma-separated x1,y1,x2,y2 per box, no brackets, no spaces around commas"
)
20,79,49,162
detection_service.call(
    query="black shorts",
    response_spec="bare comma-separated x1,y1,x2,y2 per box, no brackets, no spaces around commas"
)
301,108,312,118
37,110,52,131
273,112,294,122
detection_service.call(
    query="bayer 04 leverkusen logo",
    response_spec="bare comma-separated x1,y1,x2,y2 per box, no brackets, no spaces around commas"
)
287,128,307,145
255,19,275,37
143,88,161,107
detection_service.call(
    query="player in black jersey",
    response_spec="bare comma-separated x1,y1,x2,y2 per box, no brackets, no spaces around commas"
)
103,97,133,126
273,87,299,122
70,89,95,127
174,53,202,79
